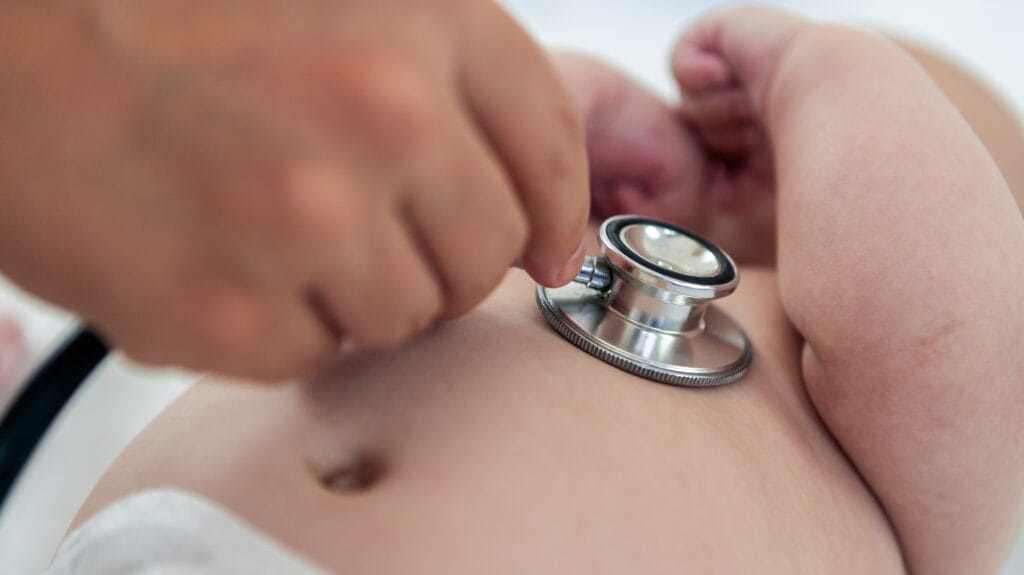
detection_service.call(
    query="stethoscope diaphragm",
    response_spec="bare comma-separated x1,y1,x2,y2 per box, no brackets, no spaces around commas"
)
535,215,751,387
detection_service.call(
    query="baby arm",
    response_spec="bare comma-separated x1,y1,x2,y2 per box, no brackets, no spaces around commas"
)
674,7,1024,574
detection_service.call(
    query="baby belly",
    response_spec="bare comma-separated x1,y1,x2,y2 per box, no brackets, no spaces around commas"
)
75,269,904,574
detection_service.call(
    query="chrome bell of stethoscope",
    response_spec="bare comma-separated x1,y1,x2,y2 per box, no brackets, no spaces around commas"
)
535,215,751,387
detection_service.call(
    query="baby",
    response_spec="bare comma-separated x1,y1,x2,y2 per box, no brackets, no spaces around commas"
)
557,7,1024,572
57,6,1023,575
550,49,777,266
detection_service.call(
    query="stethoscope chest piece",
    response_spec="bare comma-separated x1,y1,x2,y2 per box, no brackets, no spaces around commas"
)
535,215,751,387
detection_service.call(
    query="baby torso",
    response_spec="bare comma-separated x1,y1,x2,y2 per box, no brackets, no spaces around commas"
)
72,268,905,573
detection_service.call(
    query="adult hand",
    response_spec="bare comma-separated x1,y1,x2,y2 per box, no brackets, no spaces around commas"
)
0,0,588,380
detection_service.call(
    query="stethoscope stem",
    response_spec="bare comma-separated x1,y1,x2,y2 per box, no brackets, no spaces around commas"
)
535,216,751,387
573,256,613,291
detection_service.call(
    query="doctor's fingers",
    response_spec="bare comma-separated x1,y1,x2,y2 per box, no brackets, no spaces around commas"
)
402,94,529,320
458,3,589,287
109,277,337,382
308,200,444,351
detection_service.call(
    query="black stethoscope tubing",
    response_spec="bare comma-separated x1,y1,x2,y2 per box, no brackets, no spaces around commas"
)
0,328,109,512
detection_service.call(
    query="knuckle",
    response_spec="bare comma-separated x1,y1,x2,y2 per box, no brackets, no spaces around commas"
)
443,262,505,318
276,162,364,247
339,53,440,156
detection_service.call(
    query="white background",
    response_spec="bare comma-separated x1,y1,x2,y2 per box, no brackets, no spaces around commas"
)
502,0,1024,111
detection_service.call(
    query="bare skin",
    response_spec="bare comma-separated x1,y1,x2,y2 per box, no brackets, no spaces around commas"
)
69,7,1024,575
893,37,1024,205
70,266,905,574
551,37,1024,268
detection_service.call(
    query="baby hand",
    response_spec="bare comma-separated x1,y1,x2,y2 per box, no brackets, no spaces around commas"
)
671,6,807,214
552,6,807,260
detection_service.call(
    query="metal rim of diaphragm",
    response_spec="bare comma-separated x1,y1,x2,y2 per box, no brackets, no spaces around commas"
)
535,283,751,388
600,216,739,301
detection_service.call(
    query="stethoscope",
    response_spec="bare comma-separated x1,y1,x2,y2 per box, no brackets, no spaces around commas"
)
535,215,751,387
0,215,751,511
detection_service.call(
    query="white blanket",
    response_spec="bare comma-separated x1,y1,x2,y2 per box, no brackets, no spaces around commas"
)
49,489,326,575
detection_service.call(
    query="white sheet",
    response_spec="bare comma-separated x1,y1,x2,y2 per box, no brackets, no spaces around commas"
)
49,489,324,575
